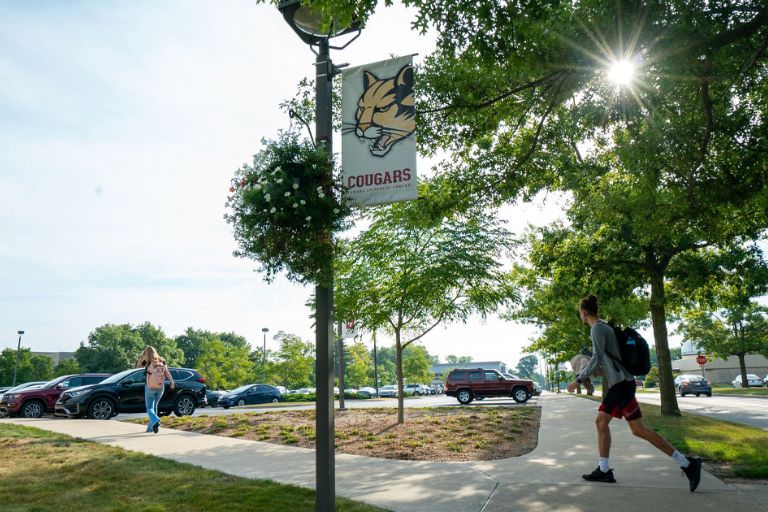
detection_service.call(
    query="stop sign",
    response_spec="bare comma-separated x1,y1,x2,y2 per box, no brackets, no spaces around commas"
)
696,355,707,365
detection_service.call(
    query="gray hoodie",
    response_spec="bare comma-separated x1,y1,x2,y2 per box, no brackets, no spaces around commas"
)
577,320,634,388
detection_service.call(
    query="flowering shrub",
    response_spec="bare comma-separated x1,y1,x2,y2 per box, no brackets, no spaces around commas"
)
224,131,351,286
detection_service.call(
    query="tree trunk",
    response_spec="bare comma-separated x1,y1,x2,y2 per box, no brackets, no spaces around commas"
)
649,270,681,416
395,329,404,424
738,353,748,388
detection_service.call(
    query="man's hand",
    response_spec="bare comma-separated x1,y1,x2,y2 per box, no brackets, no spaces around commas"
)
567,381,578,393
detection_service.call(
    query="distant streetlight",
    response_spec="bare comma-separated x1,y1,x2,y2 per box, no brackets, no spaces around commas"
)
262,327,269,383
12,330,24,387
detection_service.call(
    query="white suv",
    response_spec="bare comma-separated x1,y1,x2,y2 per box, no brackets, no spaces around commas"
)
402,383,428,396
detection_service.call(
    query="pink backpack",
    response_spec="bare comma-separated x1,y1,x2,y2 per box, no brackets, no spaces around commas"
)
146,362,168,388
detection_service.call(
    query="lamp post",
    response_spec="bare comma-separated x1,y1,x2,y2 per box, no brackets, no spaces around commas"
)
12,330,24,387
276,3,360,511
261,327,269,383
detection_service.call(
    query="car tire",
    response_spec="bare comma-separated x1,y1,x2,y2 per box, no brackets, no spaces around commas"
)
173,395,196,417
222,404,229,409
706,392,712,397
21,400,45,418
512,387,530,403
271,397,279,403
87,397,115,420
681,392,686,397
237,399,246,407
457,389,473,405
695,393,700,397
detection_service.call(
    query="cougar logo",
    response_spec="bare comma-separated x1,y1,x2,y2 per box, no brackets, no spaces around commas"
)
344,64,415,158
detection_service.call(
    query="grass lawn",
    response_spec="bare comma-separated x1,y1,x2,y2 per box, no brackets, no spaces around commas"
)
635,402,768,479
0,423,389,512
710,386,768,396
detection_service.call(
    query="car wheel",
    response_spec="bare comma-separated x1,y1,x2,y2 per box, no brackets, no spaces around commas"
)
173,395,196,416
237,399,246,407
706,392,712,397
695,393,700,397
21,400,45,418
271,397,279,403
88,398,115,420
457,389,473,405
512,387,530,403
222,404,229,409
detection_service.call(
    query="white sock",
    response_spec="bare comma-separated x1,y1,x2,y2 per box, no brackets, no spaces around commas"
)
671,450,689,467
599,457,610,472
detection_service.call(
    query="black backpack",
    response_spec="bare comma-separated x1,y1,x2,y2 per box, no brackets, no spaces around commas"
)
608,326,651,376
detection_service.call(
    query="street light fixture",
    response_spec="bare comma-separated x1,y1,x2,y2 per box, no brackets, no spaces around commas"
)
12,330,24,387
261,327,269,383
276,3,360,511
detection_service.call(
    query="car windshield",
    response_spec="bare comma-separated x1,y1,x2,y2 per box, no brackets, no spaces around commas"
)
381,385,395,390
229,385,253,394
99,369,141,385
7,382,45,392
41,374,75,388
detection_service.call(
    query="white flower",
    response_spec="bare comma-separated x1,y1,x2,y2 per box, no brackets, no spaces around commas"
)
333,208,340,214
293,203,298,208
270,207,276,213
306,216,312,221
284,191,291,197
300,200,306,205
276,178,283,184
265,193,271,202
316,186,323,191
293,183,299,189
274,166,282,173
318,192,325,198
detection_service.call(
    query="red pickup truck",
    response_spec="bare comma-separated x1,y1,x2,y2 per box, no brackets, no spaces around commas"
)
445,368,534,405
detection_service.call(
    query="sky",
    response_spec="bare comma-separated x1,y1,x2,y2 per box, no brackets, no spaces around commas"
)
0,0,569,371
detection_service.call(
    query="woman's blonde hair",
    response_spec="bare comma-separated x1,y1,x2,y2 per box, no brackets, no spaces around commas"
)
142,346,161,364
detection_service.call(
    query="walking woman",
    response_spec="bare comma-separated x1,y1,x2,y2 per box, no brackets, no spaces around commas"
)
136,346,174,434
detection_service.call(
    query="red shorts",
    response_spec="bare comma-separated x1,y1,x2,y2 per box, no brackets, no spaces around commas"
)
599,379,642,421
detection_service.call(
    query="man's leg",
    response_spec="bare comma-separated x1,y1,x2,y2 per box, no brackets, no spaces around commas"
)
597,411,612,458
627,417,702,492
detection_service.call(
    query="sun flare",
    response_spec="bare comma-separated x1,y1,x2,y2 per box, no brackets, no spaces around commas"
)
607,59,635,86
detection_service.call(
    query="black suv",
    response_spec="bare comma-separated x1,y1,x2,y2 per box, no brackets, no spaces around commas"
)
54,367,207,420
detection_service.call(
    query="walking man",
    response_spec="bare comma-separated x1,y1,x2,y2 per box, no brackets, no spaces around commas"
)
567,295,702,491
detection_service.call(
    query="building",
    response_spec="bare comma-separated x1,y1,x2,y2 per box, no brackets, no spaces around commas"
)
32,351,76,366
430,361,509,384
672,353,768,384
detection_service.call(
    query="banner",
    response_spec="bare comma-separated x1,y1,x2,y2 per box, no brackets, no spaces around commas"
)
342,55,417,206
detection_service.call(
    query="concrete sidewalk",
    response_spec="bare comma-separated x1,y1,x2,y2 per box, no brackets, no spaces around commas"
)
4,393,767,512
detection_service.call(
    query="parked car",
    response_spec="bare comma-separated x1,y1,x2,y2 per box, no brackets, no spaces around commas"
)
356,386,377,397
731,374,765,388
446,368,534,404
379,385,398,398
402,383,428,396
0,381,47,401
1,373,111,418
765,374,768,386
217,384,282,408
205,390,229,407
674,374,712,397
55,367,206,419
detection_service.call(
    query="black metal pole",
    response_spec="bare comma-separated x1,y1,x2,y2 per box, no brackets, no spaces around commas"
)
12,332,23,387
337,320,346,410
373,330,379,397
315,37,335,512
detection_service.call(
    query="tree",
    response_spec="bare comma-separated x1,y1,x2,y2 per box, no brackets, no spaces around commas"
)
514,355,538,379
675,245,768,387
336,202,517,422
402,345,434,384
271,332,315,389
0,349,53,386
76,322,183,373
196,339,255,390
345,341,373,389
175,328,250,369
445,355,473,364
54,358,81,377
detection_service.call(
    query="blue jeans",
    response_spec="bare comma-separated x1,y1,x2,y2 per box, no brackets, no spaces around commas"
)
145,385,164,431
